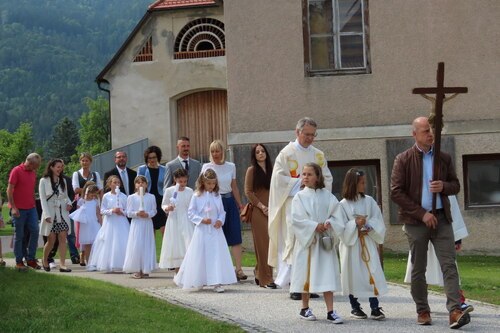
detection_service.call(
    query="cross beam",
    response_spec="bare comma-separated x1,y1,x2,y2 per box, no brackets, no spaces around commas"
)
412,62,468,214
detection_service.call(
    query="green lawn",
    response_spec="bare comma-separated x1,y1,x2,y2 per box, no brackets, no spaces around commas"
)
0,267,243,333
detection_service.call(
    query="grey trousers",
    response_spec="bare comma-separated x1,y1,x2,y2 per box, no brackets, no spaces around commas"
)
404,211,461,313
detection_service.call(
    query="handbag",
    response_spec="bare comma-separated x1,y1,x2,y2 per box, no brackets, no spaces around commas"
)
320,231,334,251
240,203,253,223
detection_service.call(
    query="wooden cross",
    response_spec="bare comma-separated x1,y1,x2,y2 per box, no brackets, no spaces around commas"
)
412,62,468,214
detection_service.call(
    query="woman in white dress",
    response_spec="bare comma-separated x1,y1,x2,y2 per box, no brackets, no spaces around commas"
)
290,163,343,323
123,175,158,279
173,169,237,293
39,159,73,272
332,168,387,321
69,182,102,265
87,176,130,272
159,168,194,272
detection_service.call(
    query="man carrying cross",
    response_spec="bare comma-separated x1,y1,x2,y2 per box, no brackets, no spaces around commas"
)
390,116,470,329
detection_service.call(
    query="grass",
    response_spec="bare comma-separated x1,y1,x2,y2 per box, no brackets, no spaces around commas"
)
382,252,500,305
0,267,244,333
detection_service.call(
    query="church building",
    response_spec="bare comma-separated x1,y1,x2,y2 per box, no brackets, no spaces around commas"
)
96,0,500,254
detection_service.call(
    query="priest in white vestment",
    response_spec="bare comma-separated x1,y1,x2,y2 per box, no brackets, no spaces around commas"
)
268,118,332,292
290,163,343,323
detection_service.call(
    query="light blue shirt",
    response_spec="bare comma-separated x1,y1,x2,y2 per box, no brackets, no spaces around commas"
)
418,145,443,211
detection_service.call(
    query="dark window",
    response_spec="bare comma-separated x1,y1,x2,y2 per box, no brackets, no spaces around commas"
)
133,36,153,62
463,154,500,209
174,18,225,59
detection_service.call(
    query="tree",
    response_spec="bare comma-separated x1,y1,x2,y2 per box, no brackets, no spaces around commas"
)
76,96,110,156
46,117,80,163
0,123,36,195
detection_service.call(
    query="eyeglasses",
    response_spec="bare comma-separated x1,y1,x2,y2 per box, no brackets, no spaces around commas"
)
301,131,317,138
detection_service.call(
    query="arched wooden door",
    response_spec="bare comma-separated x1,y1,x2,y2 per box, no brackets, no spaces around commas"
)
177,90,228,162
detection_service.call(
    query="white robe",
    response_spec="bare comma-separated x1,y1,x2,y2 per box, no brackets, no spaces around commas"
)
87,191,130,272
404,195,468,286
174,191,237,289
268,141,333,270
332,195,388,297
289,187,341,293
123,193,158,274
159,186,194,269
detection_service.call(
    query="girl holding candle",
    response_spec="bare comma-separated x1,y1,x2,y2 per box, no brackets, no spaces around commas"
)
87,176,130,272
173,169,237,293
123,175,158,279
159,168,194,273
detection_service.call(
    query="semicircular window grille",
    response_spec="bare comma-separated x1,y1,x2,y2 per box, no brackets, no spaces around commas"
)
174,18,225,59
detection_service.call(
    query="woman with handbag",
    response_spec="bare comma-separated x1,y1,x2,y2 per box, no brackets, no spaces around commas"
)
244,144,277,289
290,163,343,323
331,168,387,321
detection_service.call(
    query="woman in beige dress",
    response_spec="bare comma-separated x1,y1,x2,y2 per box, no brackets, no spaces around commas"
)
244,144,277,289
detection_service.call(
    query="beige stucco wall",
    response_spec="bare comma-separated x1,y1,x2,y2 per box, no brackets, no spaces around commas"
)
103,6,226,160
225,0,500,253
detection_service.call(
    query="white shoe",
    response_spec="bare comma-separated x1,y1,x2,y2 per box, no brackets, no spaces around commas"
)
214,285,225,293
49,262,57,269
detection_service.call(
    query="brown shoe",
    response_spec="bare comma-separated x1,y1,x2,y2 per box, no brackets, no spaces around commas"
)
16,262,28,272
236,269,247,281
449,309,470,329
417,311,432,325
27,260,41,270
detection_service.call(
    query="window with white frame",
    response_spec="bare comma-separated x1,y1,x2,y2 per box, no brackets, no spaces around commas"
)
303,0,370,76
463,154,500,209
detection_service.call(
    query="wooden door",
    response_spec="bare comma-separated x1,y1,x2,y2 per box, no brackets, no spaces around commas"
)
177,90,228,162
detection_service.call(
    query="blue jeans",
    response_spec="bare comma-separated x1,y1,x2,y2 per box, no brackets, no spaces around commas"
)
13,208,39,263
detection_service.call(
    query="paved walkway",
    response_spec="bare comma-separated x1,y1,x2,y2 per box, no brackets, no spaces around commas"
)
3,258,499,332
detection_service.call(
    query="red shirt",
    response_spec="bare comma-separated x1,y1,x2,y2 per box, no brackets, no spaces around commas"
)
8,163,37,209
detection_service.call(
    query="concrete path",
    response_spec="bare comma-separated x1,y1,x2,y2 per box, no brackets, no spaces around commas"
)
2,258,499,332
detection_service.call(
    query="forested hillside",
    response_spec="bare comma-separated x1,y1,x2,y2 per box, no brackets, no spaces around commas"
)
0,0,151,141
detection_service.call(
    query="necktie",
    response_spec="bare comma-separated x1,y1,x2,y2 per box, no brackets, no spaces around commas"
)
121,169,129,195
183,160,189,171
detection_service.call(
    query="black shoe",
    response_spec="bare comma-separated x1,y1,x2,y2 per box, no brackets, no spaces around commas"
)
290,292,302,300
59,267,72,273
71,256,80,265
43,265,50,272
350,307,368,319
265,282,278,289
310,293,320,299
370,307,386,320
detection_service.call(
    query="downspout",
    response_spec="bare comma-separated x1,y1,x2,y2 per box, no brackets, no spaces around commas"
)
97,79,112,149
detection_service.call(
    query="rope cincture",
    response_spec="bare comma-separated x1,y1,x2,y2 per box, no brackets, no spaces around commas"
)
359,230,379,296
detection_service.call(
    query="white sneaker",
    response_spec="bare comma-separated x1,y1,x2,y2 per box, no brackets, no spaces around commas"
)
299,308,317,321
327,310,344,324
49,262,57,269
214,285,225,293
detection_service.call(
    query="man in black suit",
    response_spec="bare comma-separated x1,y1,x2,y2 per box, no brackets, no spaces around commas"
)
164,137,202,190
103,151,137,195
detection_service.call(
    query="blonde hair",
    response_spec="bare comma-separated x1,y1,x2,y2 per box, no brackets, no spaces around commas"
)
195,168,219,195
105,175,121,192
79,152,93,162
209,139,225,163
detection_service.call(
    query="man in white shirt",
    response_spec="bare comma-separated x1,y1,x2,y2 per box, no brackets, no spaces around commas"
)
103,151,137,195
268,118,333,300
164,137,202,190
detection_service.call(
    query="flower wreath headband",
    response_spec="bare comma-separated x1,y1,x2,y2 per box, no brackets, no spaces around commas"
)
202,169,217,181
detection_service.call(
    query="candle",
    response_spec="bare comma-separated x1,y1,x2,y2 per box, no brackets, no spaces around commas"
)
139,186,144,211
115,188,121,208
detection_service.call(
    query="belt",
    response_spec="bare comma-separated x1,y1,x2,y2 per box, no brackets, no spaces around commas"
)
220,192,233,198
429,208,445,214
